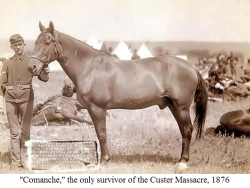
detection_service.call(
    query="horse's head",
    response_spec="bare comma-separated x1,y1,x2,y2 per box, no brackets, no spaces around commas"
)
28,21,62,76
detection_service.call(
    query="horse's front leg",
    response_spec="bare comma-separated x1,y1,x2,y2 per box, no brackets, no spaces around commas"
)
87,105,110,164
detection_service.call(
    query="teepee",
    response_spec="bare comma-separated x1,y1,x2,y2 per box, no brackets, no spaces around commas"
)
137,43,153,58
93,41,108,52
112,41,133,60
176,55,187,61
86,35,99,48
49,61,63,72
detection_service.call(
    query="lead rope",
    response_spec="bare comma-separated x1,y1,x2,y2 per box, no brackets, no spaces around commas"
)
1,95,6,116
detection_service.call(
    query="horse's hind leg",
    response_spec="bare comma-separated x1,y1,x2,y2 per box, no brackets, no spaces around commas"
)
168,100,193,170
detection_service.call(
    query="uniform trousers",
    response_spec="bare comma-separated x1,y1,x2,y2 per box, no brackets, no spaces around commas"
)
6,100,33,166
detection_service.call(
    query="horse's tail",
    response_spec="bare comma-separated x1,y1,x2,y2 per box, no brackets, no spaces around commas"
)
193,71,208,139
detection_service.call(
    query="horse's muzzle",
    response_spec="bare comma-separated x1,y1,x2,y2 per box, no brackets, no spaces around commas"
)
28,63,39,76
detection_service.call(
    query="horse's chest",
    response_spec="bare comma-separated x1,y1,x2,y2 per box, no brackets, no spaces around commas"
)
76,85,110,109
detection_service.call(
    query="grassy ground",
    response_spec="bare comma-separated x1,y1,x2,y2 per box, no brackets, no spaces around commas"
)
0,71,250,174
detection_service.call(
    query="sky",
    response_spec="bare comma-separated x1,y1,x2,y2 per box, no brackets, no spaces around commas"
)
1,0,250,42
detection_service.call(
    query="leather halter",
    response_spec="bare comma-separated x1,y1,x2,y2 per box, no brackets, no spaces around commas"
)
30,33,62,65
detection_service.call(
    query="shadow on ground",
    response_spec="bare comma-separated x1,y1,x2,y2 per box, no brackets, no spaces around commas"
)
110,154,178,164
0,152,11,165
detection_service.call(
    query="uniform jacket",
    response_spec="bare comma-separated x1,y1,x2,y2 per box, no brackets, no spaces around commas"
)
0,54,49,103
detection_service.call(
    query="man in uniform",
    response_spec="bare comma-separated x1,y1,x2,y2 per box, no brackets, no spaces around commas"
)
131,49,141,60
227,52,237,80
0,34,50,170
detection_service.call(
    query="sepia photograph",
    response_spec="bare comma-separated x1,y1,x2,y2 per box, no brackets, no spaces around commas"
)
0,0,250,176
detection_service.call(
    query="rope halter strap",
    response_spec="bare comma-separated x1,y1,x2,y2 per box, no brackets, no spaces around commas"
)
30,33,62,65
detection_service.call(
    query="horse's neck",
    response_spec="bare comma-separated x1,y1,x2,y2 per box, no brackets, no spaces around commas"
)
56,32,100,83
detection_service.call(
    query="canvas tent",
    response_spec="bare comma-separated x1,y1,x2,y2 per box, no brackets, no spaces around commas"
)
100,42,108,52
0,52,14,59
93,41,108,52
49,61,63,71
112,41,133,60
86,35,108,52
86,35,99,48
137,43,153,58
176,55,187,61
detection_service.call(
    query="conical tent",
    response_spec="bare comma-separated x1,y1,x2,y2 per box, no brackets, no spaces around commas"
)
86,36,108,53
1,52,14,59
112,41,133,60
92,41,101,50
176,55,187,61
49,61,63,72
86,35,99,47
137,43,153,58
100,42,108,52
93,41,108,52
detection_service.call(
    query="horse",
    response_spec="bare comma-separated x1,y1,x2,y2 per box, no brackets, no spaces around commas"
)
206,109,250,137
32,94,93,126
28,21,208,170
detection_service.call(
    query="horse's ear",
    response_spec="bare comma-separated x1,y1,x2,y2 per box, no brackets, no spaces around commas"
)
39,21,46,32
49,21,55,35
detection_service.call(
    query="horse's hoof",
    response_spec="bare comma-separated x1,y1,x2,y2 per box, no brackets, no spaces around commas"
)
101,155,110,165
101,159,109,165
101,160,108,165
178,162,188,171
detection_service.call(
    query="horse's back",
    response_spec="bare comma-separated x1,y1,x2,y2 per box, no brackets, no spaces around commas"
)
108,55,197,80
120,55,195,69
219,109,250,136
220,109,250,126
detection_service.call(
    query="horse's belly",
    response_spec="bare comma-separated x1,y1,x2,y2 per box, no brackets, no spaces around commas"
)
107,96,164,109
109,81,165,109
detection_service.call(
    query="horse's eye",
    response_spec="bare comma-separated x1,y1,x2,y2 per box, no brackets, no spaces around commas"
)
44,42,49,46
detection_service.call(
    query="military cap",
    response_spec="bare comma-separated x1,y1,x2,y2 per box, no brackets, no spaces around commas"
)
10,34,24,45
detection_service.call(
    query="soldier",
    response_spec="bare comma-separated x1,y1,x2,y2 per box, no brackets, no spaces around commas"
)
228,52,237,79
244,59,250,76
131,49,141,60
108,47,113,54
0,34,50,170
197,58,204,70
215,54,225,79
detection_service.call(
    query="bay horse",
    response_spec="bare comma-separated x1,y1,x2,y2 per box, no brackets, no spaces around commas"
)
32,94,92,126
28,21,208,170
215,109,250,137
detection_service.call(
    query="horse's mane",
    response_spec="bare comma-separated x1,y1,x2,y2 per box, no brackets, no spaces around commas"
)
57,31,117,58
36,29,118,59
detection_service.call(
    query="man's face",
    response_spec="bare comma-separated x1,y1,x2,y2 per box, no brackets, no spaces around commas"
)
11,41,25,56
